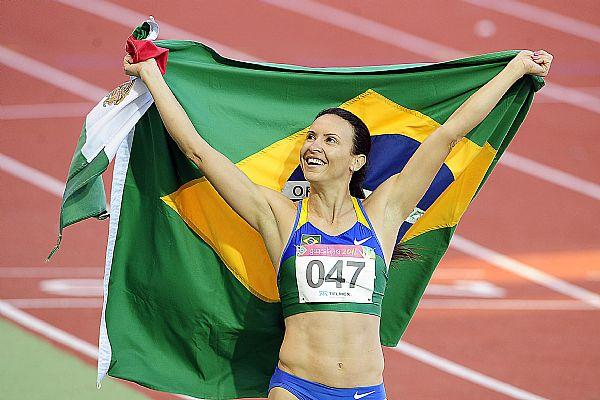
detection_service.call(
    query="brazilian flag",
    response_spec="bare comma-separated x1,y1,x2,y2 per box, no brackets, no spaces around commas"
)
54,36,543,399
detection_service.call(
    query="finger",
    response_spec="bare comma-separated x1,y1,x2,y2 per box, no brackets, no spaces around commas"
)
535,55,551,65
534,51,553,63
533,55,551,65
520,50,534,59
532,67,547,77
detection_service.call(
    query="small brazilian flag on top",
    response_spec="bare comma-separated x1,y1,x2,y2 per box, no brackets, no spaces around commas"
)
53,33,543,399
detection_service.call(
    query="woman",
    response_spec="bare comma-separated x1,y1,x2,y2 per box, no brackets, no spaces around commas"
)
124,49,552,400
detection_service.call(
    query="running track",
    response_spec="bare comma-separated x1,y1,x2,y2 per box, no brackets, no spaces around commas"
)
1,1,599,399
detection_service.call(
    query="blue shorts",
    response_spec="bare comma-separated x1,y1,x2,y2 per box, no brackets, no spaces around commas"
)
268,366,386,400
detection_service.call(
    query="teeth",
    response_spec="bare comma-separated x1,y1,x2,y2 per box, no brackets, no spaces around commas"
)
307,158,325,165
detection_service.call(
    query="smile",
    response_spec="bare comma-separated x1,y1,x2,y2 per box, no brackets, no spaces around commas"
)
306,157,326,166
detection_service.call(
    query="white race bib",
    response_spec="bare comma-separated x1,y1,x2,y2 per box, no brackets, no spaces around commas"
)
295,244,375,303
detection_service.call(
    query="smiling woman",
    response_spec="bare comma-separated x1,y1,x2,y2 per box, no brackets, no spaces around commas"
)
305,108,371,200
274,109,389,398
120,47,552,400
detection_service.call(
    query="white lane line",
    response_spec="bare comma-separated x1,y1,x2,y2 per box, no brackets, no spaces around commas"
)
0,299,97,358
0,102,93,120
419,299,596,310
0,267,101,278
262,0,465,60
261,0,600,115
52,0,261,62
543,82,600,115
4,298,103,309
40,278,103,297
0,45,106,101
463,0,600,44
0,153,111,211
0,300,192,399
393,341,549,400
37,2,600,201
452,235,600,308
0,153,65,197
500,152,600,200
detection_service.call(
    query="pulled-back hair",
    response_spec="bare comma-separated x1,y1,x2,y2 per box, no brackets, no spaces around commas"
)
313,107,419,263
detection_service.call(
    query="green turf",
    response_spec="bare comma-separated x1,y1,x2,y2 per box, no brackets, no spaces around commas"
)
0,317,150,399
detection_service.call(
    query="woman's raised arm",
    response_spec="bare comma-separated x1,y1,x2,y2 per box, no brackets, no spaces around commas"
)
124,55,294,238
365,50,553,245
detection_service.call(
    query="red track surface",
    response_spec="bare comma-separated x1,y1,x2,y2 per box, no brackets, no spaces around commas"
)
1,1,599,399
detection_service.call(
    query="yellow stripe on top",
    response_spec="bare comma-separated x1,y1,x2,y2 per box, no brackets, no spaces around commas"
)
351,197,370,229
296,196,370,231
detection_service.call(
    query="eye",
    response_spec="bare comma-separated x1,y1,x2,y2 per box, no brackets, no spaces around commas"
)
326,136,337,144
306,132,316,140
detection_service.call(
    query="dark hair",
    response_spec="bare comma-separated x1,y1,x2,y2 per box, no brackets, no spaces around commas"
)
313,107,419,263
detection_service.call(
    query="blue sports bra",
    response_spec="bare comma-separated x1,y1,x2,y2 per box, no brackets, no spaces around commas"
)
277,196,388,318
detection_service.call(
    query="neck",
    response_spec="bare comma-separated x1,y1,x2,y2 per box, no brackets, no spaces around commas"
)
308,180,353,224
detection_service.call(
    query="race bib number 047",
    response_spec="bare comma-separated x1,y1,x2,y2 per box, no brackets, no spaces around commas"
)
295,244,375,303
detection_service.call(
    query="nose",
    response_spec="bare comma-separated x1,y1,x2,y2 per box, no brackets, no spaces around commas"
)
308,139,324,153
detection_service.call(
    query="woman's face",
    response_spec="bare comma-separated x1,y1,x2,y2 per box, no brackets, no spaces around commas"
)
300,114,365,184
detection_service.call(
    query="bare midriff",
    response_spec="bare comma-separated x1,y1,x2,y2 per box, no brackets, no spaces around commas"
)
277,310,384,387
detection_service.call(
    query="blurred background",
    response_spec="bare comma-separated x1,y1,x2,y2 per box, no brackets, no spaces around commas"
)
1,0,599,399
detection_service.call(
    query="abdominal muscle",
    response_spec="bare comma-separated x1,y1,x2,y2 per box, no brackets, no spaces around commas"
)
277,310,384,388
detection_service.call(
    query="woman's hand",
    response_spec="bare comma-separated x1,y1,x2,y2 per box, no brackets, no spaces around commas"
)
508,50,553,77
123,54,160,79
